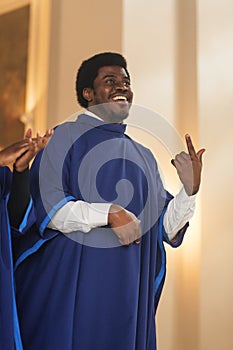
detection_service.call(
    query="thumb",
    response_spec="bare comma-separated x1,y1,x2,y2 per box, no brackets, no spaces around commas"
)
25,128,32,140
197,148,206,163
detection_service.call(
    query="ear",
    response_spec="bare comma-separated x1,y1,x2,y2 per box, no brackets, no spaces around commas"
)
83,88,94,104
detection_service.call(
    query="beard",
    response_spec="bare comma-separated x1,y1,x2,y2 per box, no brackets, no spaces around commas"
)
88,102,131,123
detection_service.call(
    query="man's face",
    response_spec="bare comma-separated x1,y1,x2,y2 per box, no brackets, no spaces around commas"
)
85,66,134,123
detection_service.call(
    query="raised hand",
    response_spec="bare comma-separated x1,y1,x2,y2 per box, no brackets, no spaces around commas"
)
0,140,29,167
32,129,54,152
171,134,205,196
108,204,141,245
15,128,54,172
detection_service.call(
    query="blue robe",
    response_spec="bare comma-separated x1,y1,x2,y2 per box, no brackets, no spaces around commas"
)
0,167,25,350
15,115,188,350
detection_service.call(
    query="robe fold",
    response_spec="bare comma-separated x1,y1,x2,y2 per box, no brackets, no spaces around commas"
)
15,115,187,350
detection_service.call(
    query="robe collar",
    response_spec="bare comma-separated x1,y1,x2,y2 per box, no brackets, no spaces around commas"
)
77,113,127,135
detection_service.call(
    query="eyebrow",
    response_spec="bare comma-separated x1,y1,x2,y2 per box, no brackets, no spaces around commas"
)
102,74,130,81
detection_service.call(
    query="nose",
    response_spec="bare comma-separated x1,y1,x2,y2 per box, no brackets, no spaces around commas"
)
115,81,128,90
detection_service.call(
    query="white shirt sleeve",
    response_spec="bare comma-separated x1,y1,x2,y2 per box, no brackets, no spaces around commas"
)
48,187,196,239
163,186,197,241
47,201,111,233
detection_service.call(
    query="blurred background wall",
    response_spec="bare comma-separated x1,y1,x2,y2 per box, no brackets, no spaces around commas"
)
0,0,233,349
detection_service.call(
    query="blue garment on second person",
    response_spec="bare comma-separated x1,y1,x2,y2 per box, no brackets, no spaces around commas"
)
0,166,35,350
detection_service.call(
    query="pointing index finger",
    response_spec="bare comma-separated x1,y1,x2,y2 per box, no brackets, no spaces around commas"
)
185,134,197,158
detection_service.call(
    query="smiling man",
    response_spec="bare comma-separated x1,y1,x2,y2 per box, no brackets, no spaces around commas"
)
82,65,133,123
15,52,204,350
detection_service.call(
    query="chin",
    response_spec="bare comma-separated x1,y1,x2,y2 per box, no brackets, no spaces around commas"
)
89,102,131,123
108,110,129,123
108,102,132,122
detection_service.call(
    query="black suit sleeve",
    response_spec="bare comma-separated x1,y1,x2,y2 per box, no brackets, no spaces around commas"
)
7,167,30,228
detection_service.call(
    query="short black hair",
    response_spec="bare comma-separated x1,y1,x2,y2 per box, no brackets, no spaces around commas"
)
75,52,130,108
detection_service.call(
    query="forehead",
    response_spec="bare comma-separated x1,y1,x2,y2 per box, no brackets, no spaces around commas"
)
96,66,129,80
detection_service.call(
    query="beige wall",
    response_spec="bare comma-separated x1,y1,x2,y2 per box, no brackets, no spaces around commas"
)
46,0,123,127
198,0,233,349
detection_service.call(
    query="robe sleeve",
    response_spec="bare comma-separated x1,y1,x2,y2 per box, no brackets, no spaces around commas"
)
153,159,188,309
10,198,36,236
30,123,77,236
152,151,188,248
160,206,188,247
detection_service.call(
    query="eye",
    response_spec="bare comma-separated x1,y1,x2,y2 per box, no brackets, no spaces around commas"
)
123,80,131,87
105,79,115,85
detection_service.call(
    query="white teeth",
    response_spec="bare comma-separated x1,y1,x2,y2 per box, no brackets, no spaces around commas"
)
112,95,127,101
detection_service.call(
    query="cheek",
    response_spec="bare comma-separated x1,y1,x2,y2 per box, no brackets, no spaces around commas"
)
129,90,134,102
95,88,109,98
101,88,113,101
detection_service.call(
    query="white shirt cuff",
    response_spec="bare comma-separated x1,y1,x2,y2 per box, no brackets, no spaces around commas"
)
163,186,197,240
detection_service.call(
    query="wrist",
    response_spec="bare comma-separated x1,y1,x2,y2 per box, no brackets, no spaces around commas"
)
184,183,200,196
13,163,29,173
108,204,123,226
0,155,6,167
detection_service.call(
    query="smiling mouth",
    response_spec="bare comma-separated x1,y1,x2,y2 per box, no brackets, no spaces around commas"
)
111,95,128,103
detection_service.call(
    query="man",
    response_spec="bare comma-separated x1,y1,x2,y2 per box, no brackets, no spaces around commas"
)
15,53,205,350
0,129,53,350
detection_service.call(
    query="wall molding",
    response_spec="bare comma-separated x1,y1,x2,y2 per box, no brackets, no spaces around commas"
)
0,0,30,15
0,0,51,132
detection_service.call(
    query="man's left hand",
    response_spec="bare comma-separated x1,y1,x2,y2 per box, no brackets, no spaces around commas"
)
171,134,205,196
